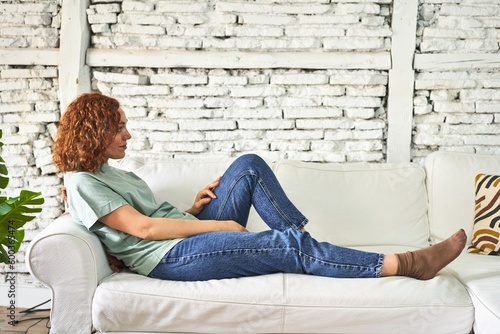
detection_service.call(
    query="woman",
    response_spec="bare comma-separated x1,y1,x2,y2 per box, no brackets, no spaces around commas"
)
53,92,466,282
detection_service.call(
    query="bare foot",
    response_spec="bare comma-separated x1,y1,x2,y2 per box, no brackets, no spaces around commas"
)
395,229,466,280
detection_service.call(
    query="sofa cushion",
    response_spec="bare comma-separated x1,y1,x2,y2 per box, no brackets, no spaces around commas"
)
114,156,234,215
468,173,500,255
425,151,500,243
446,252,500,334
272,161,429,248
92,253,473,334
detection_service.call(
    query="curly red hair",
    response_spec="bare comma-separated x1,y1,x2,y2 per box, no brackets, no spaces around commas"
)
53,92,121,173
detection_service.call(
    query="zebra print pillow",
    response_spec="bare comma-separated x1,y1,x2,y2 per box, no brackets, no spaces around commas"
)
468,174,500,255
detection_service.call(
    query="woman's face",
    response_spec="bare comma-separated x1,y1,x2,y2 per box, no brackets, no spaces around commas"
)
104,108,132,161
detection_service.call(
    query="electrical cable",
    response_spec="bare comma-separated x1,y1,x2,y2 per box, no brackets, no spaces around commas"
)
11,299,51,333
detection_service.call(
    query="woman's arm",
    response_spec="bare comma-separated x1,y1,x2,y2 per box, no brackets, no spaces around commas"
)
100,204,247,240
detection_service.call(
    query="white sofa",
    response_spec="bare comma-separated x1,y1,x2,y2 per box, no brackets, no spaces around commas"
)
26,151,500,334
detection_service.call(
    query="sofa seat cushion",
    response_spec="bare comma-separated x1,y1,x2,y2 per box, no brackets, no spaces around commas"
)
92,252,473,334
446,252,500,334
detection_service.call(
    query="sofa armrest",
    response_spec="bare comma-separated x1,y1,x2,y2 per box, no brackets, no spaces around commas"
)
26,213,112,334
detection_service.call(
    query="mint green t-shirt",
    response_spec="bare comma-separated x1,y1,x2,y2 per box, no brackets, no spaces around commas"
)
65,163,196,276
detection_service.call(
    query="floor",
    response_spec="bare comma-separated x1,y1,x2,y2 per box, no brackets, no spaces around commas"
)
0,305,50,334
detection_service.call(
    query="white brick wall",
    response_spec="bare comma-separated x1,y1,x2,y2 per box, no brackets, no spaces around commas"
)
413,1,500,163
93,67,387,162
0,64,62,284
88,0,391,51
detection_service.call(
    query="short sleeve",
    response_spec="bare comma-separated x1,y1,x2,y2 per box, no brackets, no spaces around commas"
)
66,173,128,230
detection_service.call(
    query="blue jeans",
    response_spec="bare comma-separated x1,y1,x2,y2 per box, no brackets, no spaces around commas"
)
148,154,384,281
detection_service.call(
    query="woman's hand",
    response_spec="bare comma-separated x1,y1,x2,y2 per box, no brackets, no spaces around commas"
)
185,177,221,216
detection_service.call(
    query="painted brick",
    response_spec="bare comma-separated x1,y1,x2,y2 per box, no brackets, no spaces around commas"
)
88,13,117,24
465,135,500,146
335,3,380,15
287,86,345,97
296,119,354,129
235,140,270,151
173,86,229,97
345,140,383,151
149,131,204,142
285,27,345,37
205,130,264,141
0,3,58,13
230,86,286,97
156,2,210,13
266,130,323,140
413,133,464,146
346,28,392,37
112,85,171,96
346,86,386,97
112,24,164,35
323,96,381,108
179,120,236,131
477,102,500,113
155,142,208,153
284,107,343,119
163,108,218,119
225,108,281,119
226,26,283,37
298,14,360,25
271,74,329,85
0,103,33,113
148,97,204,109
345,108,376,119
287,151,345,163
151,73,208,85
347,151,384,162
238,119,295,130
323,37,387,50
129,120,178,131
440,5,500,16
441,124,500,135
415,79,477,90
19,124,45,134
216,2,330,15
271,141,310,151
433,101,475,113
121,1,154,12
209,76,248,86
266,96,321,107
0,79,29,90
445,114,494,125
330,72,387,85
94,71,148,84
239,14,297,26
118,13,176,25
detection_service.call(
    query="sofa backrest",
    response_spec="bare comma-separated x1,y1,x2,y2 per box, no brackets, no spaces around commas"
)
115,156,234,214
273,160,430,248
115,156,430,248
425,151,500,243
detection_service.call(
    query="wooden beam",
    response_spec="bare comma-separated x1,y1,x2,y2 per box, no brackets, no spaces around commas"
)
415,53,500,71
59,0,92,112
0,48,59,65
87,49,391,70
386,0,418,163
